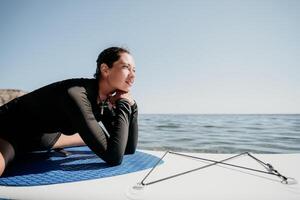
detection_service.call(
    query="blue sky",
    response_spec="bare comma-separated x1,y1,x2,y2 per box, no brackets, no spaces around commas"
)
0,0,299,114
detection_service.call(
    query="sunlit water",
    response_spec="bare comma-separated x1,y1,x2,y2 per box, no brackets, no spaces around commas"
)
137,114,300,154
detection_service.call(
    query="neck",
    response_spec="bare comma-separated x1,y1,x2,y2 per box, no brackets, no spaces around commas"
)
98,79,115,102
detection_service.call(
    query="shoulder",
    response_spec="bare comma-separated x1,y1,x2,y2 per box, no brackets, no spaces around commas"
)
65,78,98,102
24,78,95,95
59,78,97,88
47,78,97,94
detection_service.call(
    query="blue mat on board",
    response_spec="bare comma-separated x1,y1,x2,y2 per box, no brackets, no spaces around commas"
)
0,146,162,186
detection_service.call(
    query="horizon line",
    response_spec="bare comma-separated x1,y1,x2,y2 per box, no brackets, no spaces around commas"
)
139,113,300,115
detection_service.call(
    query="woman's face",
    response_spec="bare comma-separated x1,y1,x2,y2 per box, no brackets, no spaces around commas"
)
103,53,136,92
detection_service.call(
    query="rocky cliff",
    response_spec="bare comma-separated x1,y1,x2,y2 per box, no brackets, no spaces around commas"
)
0,89,27,106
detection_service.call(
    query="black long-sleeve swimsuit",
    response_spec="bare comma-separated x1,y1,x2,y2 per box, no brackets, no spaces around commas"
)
0,78,138,166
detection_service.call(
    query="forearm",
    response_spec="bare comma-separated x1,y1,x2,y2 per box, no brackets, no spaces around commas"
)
125,102,138,154
99,99,132,165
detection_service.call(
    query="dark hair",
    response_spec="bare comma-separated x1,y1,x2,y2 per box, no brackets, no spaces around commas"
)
94,47,130,80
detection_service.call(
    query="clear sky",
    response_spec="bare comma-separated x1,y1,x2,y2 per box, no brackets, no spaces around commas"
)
1,0,299,114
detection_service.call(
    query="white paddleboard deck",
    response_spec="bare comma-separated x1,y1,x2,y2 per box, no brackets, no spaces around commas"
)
0,150,299,200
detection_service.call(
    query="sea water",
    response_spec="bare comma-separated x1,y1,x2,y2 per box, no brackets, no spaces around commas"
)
137,114,300,154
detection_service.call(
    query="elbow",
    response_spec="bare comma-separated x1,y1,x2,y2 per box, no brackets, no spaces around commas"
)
107,160,122,166
105,154,123,166
125,148,136,155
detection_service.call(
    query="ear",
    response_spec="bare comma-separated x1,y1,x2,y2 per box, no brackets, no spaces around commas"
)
100,63,110,77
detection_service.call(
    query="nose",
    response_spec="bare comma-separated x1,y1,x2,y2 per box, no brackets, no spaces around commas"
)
130,68,136,79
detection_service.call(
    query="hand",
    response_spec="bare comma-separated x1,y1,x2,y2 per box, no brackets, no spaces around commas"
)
109,90,135,106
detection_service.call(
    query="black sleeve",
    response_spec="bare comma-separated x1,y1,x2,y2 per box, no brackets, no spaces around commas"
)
101,102,139,155
99,99,133,165
67,86,133,166
67,86,108,157
125,102,138,154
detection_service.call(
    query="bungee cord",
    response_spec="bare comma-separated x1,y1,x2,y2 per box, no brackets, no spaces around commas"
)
140,151,297,186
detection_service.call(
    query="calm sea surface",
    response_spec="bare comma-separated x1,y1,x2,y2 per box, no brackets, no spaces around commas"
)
137,114,300,154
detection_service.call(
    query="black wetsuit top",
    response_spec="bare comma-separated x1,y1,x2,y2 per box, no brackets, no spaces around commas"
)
0,78,138,166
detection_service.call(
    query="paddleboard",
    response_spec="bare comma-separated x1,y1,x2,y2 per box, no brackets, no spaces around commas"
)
0,147,299,200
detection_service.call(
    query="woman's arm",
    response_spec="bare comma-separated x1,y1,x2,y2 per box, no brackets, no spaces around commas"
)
100,99,132,165
125,103,138,154
67,86,133,166
103,90,138,155
101,102,138,155
66,86,108,155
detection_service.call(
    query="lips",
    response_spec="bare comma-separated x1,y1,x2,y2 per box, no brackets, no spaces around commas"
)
126,80,134,86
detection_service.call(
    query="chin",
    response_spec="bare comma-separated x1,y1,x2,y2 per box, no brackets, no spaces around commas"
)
117,84,132,92
117,87,130,93
123,88,130,92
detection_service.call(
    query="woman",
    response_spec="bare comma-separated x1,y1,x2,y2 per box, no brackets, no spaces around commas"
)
0,47,138,176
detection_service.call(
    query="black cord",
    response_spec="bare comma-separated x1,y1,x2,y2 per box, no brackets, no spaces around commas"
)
140,151,292,186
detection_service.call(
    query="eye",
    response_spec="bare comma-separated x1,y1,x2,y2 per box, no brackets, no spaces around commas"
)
122,65,136,73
